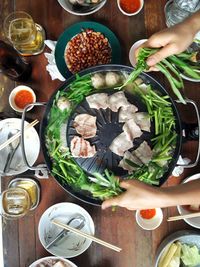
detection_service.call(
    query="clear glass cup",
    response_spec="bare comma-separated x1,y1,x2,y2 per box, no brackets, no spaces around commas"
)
0,187,31,220
3,11,45,56
165,0,200,27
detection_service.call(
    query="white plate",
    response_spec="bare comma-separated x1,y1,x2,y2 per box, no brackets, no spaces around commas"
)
177,173,200,229
0,118,40,176
29,256,77,267
38,202,95,258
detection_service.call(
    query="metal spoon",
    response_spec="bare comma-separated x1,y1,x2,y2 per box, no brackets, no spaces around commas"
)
3,129,20,174
46,214,85,249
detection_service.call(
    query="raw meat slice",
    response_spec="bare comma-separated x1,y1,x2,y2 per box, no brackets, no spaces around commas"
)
123,119,142,141
132,141,152,164
86,93,109,110
70,136,96,158
118,104,138,122
119,151,143,173
132,112,151,132
109,132,133,156
73,114,97,139
108,91,129,112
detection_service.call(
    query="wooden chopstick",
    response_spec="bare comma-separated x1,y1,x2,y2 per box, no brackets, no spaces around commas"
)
52,219,122,253
0,119,39,151
168,211,200,222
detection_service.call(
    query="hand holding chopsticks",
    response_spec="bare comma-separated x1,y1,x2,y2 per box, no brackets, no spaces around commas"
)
168,211,200,222
0,119,39,151
51,219,122,252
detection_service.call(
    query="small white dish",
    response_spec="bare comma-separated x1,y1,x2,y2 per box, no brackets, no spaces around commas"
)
29,256,77,267
135,208,163,230
177,173,200,229
129,39,147,67
57,0,107,16
117,0,144,16
9,85,36,113
38,202,95,258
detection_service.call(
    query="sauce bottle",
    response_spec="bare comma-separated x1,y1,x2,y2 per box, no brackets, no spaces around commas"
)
0,40,32,82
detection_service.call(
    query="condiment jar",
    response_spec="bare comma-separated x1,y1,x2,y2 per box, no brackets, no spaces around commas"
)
0,187,31,220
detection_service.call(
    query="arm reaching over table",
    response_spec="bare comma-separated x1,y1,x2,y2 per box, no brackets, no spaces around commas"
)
135,10,200,67
101,179,200,210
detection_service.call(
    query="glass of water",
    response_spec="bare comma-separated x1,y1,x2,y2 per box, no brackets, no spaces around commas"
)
165,0,200,27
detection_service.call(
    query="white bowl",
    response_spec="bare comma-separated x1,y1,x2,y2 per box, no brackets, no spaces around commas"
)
38,202,95,258
117,0,144,16
9,85,36,113
29,256,77,267
57,0,107,16
135,208,163,230
129,39,147,67
177,173,200,229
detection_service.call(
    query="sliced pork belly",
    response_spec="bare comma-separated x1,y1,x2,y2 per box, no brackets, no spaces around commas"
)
109,132,133,156
119,151,142,173
123,119,142,141
86,93,109,110
108,91,129,112
118,104,138,122
70,136,96,158
132,112,151,132
132,141,152,164
73,114,97,139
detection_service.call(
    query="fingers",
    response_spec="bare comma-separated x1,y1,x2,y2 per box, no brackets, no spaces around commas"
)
101,195,122,210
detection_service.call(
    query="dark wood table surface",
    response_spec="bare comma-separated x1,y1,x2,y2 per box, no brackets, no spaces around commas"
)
1,1,200,267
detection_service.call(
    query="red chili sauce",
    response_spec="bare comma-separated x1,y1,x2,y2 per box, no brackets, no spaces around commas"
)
120,0,141,14
140,209,156,220
14,90,34,109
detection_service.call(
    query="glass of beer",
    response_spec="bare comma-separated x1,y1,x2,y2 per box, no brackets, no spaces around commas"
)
3,11,45,56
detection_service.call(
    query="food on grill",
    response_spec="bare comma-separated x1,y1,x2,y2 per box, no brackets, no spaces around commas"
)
57,96,71,111
105,71,122,87
119,151,142,173
109,132,133,156
108,91,129,112
118,104,138,122
122,118,142,141
132,112,151,132
91,73,105,89
86,93,109,110
65,29,111,74
73,114,97,139
70,136,96,158
132,141,153,165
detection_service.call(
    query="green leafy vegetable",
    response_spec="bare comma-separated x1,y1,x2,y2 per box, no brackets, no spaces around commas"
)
181,244,200,267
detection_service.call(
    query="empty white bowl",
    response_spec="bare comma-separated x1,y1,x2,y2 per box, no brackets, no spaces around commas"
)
29,256,77,267
38,202,95,258
136,208,163,230
9,85,36,113
57,0,107,16
129,39,147,67
117,0,144,16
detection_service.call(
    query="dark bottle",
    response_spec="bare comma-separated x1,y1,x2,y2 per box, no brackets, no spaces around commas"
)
0,40,32,82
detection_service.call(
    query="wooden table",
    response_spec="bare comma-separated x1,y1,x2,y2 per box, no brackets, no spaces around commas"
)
1,1,200,266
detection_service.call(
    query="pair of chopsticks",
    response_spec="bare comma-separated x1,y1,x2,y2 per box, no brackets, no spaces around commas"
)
0,119,39,151
168,211,200,222
52,219,122,252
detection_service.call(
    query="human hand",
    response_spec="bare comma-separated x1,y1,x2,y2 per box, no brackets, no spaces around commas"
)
101,180,165,211
135,20,195,67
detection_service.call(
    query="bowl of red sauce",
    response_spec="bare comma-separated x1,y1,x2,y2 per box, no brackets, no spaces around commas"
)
117,0,144,16
136,208,163,230
9,85,36,112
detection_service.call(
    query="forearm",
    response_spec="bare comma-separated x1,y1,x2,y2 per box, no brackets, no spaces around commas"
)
160,180,200,207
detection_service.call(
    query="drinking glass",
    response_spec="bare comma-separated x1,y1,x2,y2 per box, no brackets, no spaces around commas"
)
165,0,200,27
3,11,45,56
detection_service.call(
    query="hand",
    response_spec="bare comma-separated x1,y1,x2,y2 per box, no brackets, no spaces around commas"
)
101,180,164,210
135,18,196,67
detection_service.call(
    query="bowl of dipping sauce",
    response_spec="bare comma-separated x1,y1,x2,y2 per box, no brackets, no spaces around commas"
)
117,0,144,16
136,208,163,230
9,85,36,112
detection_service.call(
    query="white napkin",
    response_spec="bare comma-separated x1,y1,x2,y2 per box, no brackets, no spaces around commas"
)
44,40,65,81
172,155,191,177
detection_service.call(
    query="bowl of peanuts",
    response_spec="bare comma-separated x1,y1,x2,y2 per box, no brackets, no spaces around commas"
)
55,21,121,78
